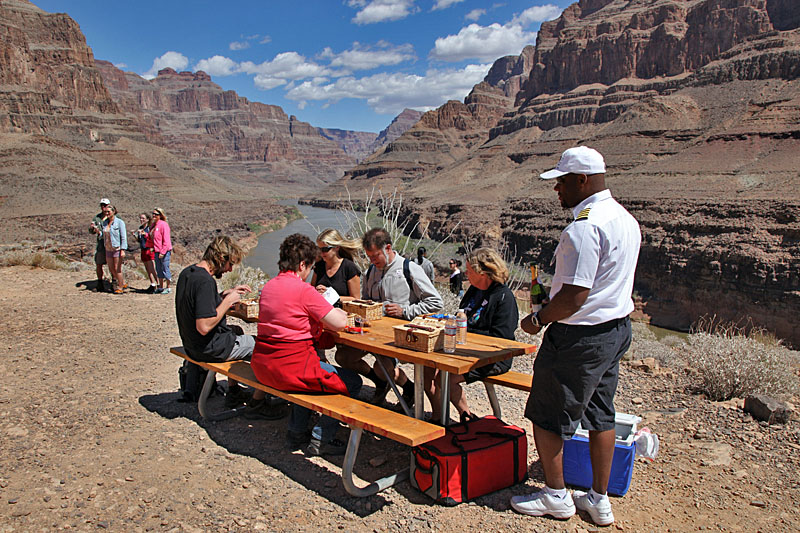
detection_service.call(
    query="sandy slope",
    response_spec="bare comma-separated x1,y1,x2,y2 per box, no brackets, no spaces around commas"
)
0,265,798,532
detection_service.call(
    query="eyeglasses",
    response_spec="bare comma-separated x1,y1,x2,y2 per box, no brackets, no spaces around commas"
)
319,246,333,252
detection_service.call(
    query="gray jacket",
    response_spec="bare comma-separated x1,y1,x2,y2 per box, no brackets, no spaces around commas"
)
363,253,443,320
416,256,435,282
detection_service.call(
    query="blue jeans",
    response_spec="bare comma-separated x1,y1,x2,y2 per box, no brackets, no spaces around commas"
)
155,250,172,281
288,362,362,442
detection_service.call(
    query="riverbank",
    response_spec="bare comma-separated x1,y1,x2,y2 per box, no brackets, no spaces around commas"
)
1,265,799,531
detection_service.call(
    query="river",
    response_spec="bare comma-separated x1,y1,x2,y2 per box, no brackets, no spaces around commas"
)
244,201,359,277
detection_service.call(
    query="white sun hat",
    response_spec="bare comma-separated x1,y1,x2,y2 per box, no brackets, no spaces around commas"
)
540,146,606,180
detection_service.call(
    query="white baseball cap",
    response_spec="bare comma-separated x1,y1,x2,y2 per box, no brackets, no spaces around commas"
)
99,198,111,205
540,146,606,180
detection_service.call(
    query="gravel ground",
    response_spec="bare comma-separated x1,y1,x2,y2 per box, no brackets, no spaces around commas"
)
1,265,799,532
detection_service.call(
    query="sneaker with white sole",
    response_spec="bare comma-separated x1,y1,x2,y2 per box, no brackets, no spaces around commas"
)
510,489,575,519
573,490,614,526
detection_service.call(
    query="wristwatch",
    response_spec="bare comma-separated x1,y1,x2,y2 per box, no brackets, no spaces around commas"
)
531,311,543,328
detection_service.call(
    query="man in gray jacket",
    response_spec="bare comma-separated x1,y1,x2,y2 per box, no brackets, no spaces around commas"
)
335,228,443,406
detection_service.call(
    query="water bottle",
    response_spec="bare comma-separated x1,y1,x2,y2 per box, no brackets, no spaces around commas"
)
456,309,467,344
444,315,457,353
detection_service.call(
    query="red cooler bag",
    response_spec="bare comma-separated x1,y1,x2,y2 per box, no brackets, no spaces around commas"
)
410,416,527,505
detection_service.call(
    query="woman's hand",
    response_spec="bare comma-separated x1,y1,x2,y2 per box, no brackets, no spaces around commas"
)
315,284,327,294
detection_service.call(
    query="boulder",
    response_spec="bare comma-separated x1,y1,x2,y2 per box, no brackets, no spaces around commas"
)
744,394,793,424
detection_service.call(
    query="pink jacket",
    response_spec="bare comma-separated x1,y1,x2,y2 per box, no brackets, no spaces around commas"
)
152,219,172,254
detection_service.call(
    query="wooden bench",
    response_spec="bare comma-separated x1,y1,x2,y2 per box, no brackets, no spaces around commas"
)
170,347,444,497
480,371,533,419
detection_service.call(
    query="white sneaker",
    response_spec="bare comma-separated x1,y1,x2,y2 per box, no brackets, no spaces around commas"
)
573,490,614,526
510,489,575,519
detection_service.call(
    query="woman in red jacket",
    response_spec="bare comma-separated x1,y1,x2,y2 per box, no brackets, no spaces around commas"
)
251,233,362,456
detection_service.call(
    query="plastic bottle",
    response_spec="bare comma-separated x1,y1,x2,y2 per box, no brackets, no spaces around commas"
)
455,309,467,344
529,263,548,313
444,315,457,353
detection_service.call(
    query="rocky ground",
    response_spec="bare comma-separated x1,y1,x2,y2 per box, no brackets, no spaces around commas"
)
1,265,799,532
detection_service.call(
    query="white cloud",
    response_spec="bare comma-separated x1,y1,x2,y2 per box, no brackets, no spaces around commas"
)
194,55,239,77
349,0,416,25
465,8,485,21
142,51,189,79
229,40,250,51
239,51,336,90
259,35,271,44
114,62,128,69
319,42,415,72
512,4,562,26
432,0,463,10
430,23,537,62
285,63,490,115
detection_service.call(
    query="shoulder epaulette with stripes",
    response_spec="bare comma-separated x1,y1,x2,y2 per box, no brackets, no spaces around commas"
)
575,207,591,221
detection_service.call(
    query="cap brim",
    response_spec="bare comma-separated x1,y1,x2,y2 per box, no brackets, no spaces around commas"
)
540,168,568,180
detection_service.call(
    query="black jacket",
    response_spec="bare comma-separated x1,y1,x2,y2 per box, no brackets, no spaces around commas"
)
459,281,519,340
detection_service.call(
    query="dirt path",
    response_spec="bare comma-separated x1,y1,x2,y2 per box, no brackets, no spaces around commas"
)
1,265,798,532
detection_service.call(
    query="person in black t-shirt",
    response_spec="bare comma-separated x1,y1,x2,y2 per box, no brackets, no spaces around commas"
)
424,248,519,423
310,228,362,305
448,258,464,297
175,236,284,420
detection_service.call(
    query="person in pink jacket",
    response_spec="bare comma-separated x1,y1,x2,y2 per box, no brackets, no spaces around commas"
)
151,207,173,294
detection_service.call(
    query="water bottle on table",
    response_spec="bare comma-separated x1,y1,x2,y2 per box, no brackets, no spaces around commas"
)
456,309,467,344
444,315,457,354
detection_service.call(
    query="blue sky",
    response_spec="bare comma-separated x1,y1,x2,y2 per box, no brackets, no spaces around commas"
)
35,1,571,132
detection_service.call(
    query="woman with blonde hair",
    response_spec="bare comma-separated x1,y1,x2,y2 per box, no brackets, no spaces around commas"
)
424,247,519,423
151,207,173,294
310,228,362,304
101,204,127,294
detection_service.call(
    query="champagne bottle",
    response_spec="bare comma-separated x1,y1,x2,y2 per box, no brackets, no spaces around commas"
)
529,263,547,313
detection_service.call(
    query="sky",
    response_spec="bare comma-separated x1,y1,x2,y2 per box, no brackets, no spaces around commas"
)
34,1,572,133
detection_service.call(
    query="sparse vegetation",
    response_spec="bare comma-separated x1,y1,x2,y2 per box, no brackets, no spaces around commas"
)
684,316,800,401
219,263,270,299
0,248,75,270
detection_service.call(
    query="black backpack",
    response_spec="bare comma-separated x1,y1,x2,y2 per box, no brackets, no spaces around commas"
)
177,360,222,402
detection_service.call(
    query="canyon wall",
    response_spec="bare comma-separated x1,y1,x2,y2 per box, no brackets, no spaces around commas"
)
306,0,800,345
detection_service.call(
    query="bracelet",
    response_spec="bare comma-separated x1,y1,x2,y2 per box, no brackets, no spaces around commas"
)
531,311,542,328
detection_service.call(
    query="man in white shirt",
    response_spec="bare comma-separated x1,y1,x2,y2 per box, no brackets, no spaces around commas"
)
510,147,641,527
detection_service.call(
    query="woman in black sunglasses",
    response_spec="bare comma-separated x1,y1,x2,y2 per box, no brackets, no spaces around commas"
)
310,228,362,306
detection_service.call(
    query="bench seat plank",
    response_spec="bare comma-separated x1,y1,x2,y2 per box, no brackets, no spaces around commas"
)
171,347,444,447
483,371,532,392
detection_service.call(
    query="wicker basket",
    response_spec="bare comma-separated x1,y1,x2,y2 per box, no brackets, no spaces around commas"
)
393,317,446,353
234,299,259,319
342,300,383,321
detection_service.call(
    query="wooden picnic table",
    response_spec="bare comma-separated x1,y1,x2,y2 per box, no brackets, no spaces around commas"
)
227,309,537,423
333,317,536,423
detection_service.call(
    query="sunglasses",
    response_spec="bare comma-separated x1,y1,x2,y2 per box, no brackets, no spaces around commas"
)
319,246,333,252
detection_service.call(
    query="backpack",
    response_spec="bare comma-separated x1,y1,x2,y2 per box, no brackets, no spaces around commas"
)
177,360,222,402
366,258,414,296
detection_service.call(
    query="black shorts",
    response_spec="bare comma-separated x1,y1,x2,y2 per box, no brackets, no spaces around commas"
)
524,317,631,438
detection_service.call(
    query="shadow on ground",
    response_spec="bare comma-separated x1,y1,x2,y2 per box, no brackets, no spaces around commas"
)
139,386,436,516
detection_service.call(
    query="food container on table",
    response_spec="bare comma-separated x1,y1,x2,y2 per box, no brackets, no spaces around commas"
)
234,298,259,319
342,300,383,321
393,316,446,353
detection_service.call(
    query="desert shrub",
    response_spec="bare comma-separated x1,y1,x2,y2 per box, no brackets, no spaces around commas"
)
219,264,269,299
0,250,72,270
684,329,800,401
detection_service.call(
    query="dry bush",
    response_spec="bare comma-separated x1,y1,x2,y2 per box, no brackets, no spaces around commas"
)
0,250,72,270
684,318,800,401
219,264,270,299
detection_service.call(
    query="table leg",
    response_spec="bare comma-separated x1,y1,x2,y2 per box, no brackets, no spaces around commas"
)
374,357,412,416
341,427,409,497
197,370,246,421
440,371,451,427
414,363,423,419
484,382,502,418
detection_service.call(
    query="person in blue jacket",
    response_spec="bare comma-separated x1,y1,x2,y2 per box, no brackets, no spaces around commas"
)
101,204,127,294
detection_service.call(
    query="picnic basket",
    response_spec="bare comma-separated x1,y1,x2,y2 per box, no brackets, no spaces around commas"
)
393,316,446,353
342,300,383,321
234,299,259,319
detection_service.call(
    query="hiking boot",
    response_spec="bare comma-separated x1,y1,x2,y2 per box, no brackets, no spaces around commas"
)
287,430,311,450
154,287,164,294
114,287,124,294
510,489,575,519
224,385,251,408
145,285,157,294
306,437,347,456
242,398,287,420
161,288,171,295
371,379,390,405
573,490,614,526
